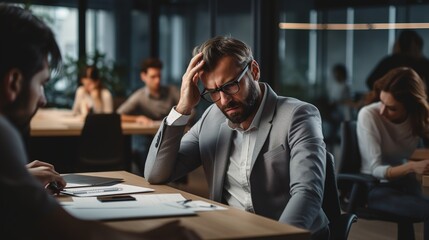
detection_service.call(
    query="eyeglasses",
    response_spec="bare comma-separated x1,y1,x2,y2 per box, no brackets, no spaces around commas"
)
200,63,250,103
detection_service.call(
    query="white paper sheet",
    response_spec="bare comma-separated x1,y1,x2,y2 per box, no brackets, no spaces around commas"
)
60,183,154,197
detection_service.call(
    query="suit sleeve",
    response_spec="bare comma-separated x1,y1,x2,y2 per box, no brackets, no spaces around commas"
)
144,107,213,183
280,104,326,230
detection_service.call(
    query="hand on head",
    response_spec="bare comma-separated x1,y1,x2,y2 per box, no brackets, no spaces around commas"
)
176,52,205,115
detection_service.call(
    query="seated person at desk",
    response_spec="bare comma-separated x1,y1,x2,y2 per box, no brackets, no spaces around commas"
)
117,58,180,174
72,65,113,116
357,67,429,238
0,4,199,240
117,58,179,124
145,36,329,239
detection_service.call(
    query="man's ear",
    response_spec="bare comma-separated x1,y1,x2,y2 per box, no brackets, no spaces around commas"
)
250,60,260,81
140,72,148,84
2,68,23,102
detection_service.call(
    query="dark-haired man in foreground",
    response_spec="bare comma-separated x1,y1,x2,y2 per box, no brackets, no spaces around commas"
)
0,4,199,239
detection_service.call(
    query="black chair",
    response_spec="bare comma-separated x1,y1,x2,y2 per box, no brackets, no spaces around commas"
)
76,113,129,172
323,152,357,240
337,120,421,240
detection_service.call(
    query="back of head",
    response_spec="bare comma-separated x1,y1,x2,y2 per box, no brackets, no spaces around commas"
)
398,30,423,54
140,58,162,73
192,36,253,72
0,4,61,81
368,67,429,137
332,64,348,83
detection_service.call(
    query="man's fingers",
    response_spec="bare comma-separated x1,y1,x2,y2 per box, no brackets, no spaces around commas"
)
186,52,203,72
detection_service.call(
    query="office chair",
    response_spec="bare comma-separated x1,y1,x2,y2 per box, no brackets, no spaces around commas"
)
337,120,421,240
323,152,357,240
76,113,129,172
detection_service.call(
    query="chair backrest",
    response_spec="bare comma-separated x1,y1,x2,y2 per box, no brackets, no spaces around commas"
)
338,120,371,212
323,152,341,225
77,113,126,171
338,121,361,174
324,151,357,240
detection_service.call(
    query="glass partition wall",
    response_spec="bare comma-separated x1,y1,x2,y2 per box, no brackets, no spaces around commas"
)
5,0,429,113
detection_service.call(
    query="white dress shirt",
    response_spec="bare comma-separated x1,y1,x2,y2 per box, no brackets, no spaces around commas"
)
166,86,268,212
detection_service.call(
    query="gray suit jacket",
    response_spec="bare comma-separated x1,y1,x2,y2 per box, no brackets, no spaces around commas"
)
145,84,328,233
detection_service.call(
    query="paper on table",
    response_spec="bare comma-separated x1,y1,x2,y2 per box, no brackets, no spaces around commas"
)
63,193,186,208
62,193,196,220
167,200,227,211
63,204,196,221
60,183,154,197
62,193,226,211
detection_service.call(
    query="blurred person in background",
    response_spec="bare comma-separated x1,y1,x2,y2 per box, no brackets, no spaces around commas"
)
72,65,113,116
358,67,429,239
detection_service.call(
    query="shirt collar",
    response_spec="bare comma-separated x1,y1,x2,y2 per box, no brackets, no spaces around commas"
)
227,83,267,132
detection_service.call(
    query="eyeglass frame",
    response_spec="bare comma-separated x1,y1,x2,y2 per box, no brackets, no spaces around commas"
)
200,62,251,103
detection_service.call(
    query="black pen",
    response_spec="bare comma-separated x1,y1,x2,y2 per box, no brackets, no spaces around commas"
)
47,181,61,195
182,199,192,204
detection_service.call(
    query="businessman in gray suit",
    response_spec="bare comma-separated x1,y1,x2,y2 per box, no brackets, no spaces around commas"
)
145,36,329,239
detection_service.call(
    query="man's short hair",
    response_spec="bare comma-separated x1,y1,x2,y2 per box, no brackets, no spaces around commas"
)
0,4,62,82
140,58,163,73
192,36,253,72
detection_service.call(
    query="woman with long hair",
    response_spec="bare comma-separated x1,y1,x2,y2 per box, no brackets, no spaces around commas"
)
72,66,113,116
358,67,429,238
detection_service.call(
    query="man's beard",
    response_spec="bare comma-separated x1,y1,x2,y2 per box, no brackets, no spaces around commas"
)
220,82,259,124
3,92,37,137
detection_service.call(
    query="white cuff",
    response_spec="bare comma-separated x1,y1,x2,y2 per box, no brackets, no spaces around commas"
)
166,107,191,126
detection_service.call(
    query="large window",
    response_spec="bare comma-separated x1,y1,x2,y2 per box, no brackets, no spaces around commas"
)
29,5,79,60
278,2,429,102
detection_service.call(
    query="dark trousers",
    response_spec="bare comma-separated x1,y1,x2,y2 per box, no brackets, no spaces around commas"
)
368,174,429,240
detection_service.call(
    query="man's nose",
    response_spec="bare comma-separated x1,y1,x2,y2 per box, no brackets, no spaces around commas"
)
40,87,47,107
219,91,231,106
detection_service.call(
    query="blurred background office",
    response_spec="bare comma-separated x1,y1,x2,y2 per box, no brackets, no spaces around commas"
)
10,0,429,139
5,2,424,99
10,0,429,239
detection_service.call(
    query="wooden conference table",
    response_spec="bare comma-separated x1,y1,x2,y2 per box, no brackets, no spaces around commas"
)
59,171,309,240
29,108,160,173
30,108,160,137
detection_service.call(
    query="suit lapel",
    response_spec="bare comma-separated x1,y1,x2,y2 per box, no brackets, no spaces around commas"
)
211,122,233,202
250,85,278,170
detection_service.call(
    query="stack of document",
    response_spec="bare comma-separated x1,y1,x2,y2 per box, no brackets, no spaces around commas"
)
59,174,225,221
62,193,226,221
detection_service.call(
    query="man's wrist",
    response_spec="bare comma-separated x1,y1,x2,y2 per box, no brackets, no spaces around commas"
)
176,103,192,115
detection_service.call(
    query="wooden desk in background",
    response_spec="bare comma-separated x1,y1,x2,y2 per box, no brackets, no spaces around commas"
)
29,108,160,173
30,108,159,137
61,171,309,240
